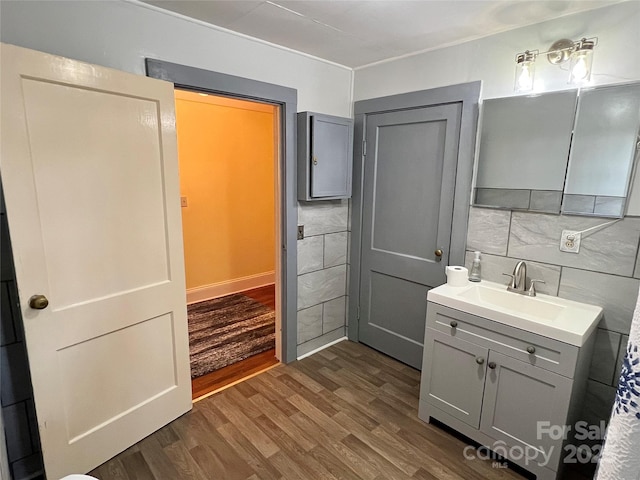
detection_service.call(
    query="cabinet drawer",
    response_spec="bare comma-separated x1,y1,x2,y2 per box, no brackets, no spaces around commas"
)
426,303,579,378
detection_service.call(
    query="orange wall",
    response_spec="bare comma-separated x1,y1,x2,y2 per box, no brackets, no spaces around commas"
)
175,90,276,290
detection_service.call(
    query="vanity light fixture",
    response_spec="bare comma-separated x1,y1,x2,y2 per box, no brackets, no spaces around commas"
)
514,51,536,92
514,37,598,92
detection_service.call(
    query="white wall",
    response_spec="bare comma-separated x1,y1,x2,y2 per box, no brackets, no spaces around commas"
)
354,1,639,102
0,0,352,117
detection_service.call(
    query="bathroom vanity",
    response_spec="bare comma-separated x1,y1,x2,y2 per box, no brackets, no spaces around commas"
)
418,281,603,480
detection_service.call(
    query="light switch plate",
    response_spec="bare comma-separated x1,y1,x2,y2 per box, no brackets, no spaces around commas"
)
180,196,188,207
560,230,581,253
297,225,304,240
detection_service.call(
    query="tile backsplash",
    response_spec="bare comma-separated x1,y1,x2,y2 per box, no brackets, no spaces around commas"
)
465,206,640,434
296,200,349,356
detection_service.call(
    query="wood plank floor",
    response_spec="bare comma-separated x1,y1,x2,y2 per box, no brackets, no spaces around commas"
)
191,284,277,399
192,348,278,400
91,341,592,480
243,284,276,311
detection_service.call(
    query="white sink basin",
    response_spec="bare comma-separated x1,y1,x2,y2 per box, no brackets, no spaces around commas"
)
427,280,602,346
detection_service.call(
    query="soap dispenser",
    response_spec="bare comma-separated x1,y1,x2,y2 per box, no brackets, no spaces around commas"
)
469,251,482,282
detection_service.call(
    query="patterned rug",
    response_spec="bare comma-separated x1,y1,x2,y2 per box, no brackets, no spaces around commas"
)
187,293,275,379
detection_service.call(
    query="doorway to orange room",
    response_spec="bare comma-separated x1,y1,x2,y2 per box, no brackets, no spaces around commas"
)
174,89,279,400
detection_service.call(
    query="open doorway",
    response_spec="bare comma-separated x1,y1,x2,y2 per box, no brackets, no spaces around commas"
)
146,58,299,370
174,90,280,399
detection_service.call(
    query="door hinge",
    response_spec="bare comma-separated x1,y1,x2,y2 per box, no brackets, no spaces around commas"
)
357,305,360,320
362,140,366,156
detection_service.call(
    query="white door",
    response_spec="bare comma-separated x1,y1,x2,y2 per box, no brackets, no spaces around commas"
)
0,44,192,479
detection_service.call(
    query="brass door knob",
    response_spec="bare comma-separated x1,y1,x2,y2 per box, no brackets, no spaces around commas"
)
29,295,49,310
435,249,443,260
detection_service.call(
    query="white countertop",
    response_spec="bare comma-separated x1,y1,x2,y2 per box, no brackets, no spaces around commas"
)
427,280,603,346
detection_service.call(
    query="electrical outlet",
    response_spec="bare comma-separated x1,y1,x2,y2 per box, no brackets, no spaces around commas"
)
297,225,304,240
560,230,581,253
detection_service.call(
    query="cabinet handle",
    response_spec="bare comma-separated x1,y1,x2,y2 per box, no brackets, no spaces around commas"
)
526,346,536,354
475,357,485,365
488,362,497,369
450,320,458,328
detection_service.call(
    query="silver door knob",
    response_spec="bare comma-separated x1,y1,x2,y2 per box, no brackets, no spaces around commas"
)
29,295,49,310
526,346,536,354
476,357,485,365
488,362,497,370
450,320,458,328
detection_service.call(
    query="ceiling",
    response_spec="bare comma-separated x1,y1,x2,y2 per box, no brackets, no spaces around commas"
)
143,0,621,68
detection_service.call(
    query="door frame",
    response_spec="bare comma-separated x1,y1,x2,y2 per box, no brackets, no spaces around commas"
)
348,82,481,342
146,59,298,363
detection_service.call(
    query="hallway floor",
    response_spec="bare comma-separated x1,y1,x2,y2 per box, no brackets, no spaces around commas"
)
191,285,277,399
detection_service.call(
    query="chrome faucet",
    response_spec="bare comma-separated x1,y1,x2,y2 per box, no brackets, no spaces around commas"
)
503,261,545,297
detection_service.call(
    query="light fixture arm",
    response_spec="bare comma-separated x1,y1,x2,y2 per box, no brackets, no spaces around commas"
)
515,37,598,65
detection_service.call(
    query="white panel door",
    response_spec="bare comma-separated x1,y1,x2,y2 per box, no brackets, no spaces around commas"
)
0,43,192,479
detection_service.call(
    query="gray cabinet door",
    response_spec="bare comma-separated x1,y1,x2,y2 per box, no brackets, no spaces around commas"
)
358,103,461,368
480,350,572,469
421,329,488,428
311,114,353,198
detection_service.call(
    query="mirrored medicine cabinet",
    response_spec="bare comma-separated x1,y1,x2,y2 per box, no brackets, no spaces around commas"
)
474,82,640,218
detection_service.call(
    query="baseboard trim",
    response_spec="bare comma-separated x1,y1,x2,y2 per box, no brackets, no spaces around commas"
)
187,271,275,304
297,335,347,360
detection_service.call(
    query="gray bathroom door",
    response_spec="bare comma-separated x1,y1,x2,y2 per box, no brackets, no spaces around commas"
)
358,103,462,368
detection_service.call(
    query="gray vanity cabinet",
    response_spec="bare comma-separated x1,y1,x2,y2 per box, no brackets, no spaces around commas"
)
419,302,595,480
297,112,353,201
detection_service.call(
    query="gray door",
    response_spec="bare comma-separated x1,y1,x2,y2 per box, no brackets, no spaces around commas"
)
358,103,462,368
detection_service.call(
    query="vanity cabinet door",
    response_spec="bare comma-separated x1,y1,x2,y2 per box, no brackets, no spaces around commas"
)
480,350,573,469
421,328,488,428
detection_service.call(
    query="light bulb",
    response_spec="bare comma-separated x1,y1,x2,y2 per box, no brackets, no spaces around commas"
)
518,64,533,90
569,39,595,84
572,55,589,81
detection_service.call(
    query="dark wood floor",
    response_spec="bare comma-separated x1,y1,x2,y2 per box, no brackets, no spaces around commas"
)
191,284,277,400
243,284,276,310
90,340,551,480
